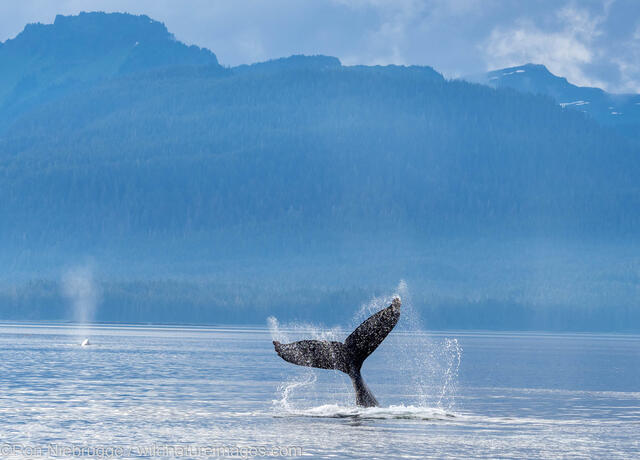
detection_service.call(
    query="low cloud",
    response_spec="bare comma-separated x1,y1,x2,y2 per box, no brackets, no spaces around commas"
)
482,3,640,93
610,24,640,93
483,6,608,89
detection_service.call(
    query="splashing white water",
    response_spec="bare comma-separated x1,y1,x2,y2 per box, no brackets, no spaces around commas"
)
273,373,317,412
436,337,462,408
267,316,286,342
268,315,343,343
61,264,101,344
399,281,462,410
274,404,457,421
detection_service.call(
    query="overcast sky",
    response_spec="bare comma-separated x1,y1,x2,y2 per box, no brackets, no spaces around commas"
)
1,0,639,93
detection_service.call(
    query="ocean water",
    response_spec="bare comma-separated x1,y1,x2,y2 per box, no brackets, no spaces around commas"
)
0,322,638,459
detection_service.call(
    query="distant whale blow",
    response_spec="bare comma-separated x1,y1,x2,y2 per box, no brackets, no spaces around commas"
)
273,297,401,407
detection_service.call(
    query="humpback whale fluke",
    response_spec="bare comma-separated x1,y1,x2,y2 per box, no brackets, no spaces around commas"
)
273,297,401,407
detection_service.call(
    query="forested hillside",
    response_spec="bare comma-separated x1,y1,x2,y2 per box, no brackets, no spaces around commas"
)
3,53,638,241
1,12,639,330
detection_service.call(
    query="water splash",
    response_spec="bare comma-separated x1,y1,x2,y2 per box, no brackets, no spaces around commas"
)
274,404,457,421
395,280,462,410
269,316,343,343
273,372,317,412
267,316,286,342
436,338,462,408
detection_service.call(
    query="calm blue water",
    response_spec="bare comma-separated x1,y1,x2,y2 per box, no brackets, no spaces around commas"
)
0,322,638,459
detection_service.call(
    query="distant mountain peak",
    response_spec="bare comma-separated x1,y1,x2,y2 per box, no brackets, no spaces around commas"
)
53,11,158,26
484,63,568,84
11,12,172,47
465,63,640,130
492,63,548,72
3,11,217,61
0,12,219,116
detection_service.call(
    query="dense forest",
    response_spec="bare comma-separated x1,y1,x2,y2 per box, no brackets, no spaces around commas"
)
1,12,639,330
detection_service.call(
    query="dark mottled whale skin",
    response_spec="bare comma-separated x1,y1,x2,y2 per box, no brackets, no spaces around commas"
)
273,297,401,407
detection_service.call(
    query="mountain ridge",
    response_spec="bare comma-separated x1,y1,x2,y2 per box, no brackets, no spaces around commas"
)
0,11,219,129
465,63,640,134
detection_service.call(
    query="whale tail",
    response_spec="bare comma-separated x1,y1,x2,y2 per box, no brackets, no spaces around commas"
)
273,297,401,407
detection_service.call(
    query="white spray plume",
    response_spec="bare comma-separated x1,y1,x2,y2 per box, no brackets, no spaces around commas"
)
62,265,101,328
